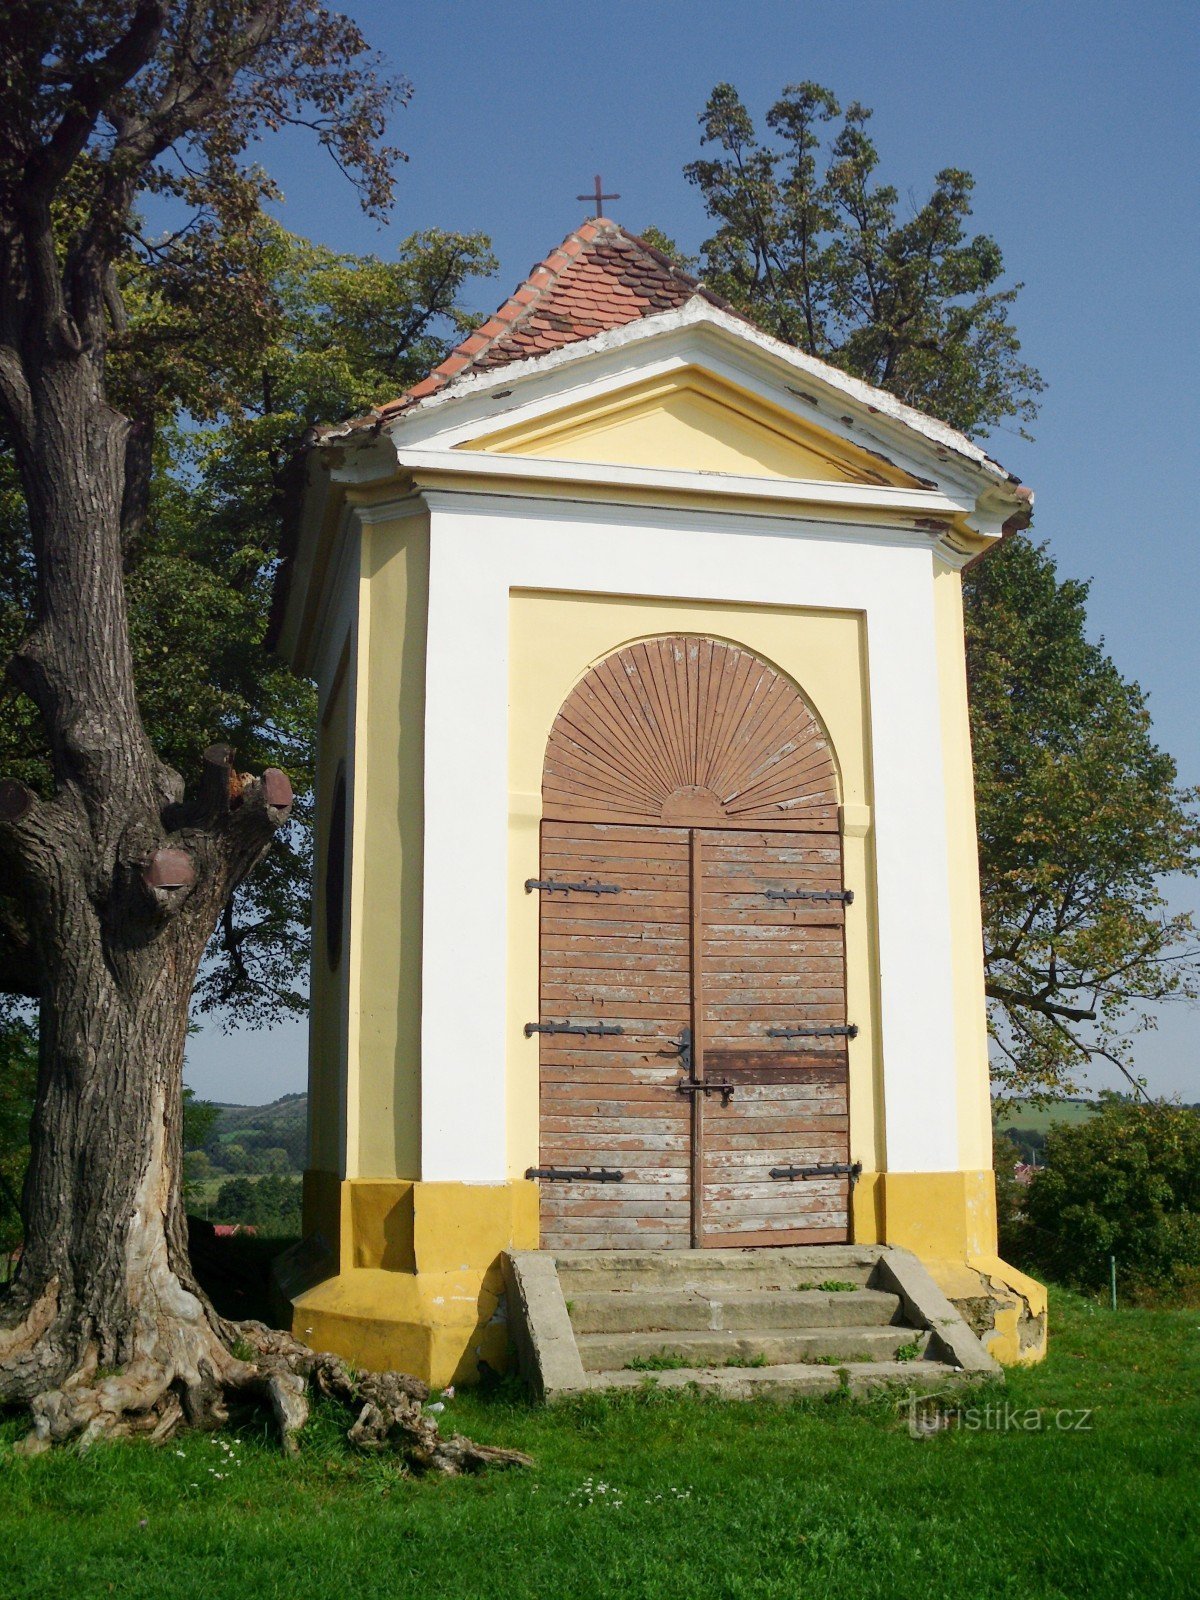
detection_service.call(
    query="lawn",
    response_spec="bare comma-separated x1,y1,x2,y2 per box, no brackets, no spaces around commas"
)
0,1288,1196,1600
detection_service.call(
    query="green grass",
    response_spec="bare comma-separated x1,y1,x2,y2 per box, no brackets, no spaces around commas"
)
797,1279,859,1292
1,1288,1197,1599
625,1350,691,1371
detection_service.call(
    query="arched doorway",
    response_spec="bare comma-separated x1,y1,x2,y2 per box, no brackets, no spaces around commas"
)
532,636,855,1250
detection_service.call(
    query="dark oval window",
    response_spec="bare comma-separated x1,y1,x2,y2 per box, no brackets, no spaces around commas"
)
325,762,347,969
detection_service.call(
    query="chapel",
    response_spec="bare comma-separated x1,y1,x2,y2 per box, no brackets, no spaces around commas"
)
270,218,1046,1386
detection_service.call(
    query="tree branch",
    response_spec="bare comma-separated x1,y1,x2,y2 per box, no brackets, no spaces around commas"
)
25,3,170,199
0,343,33,445
985,981,1097,1023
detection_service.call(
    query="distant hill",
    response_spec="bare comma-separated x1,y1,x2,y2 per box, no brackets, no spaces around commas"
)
193,1093,308,1170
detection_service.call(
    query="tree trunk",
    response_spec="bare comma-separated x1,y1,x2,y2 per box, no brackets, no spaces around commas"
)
0,346,528,1473
0,349,287,1445
2,900,217,1420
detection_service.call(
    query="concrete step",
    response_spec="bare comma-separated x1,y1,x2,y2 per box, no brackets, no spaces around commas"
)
555,1247,881,1297
586,1357,971,1401
576,1323,929,1373
566,1286,903,1335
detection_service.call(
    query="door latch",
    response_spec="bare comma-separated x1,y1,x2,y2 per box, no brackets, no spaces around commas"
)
676,1077,736,1108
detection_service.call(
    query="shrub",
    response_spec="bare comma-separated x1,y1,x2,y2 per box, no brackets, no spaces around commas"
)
213,1172,302,1236
1019,1095,1200,1297
0,1018,36,1255
993,1132,1028,1261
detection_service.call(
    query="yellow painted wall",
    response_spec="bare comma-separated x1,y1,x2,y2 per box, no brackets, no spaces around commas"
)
506,592,883,1178
471,369,919,488
932,558,993,1171
349,509,430,1180
308,649,351,1174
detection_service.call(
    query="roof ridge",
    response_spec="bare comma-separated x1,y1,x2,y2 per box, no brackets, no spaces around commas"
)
368,218,747,424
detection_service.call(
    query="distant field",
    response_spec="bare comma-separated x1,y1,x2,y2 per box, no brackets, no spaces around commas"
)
993,1099,1099,1135
185,1171,276,1209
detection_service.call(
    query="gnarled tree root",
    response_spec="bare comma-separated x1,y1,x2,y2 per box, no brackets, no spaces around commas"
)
6,1319,532,1475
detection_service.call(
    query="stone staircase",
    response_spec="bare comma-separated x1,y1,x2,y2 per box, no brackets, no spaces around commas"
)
504,1245,1001,1400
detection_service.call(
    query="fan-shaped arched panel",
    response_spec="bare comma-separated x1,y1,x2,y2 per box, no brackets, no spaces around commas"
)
543,636,839,830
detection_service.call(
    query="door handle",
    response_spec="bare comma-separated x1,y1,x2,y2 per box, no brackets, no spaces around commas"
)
664,1026,692,1072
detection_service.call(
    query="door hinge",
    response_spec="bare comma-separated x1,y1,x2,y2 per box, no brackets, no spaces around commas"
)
770,1160,863,1186
525,1166,624,1183
766,1024,859,1040
764,887,854,904
524,1020,625,1037
525,878,621,895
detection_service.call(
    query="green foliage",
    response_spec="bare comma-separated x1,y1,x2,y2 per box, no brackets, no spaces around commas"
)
993,1132,1029,1262
684,81,1043,436
212,1172,302,1236
201,1093,307,1170
0,1018,35,1253
1018,1096,1200,1296
0,221,495,1025
676,81,1199,1096
624,1351,690,1371
182,1088,221,1153
965,536,1200,1099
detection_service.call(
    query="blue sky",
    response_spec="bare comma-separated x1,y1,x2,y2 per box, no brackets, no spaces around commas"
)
185,0,1200,1102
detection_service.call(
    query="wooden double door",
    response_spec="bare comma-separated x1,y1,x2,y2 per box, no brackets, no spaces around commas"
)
535,818,854,1250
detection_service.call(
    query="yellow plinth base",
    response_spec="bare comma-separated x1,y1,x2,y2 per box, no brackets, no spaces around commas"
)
852,1169,1047,1365
277,1176,539,1387
277,1168,1045,1378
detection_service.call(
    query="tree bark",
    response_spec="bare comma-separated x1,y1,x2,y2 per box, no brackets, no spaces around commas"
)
0,345,292,1445
0,351,524,1471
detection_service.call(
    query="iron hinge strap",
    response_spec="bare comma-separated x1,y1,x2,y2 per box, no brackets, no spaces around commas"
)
770,1161,863,1186
764,887,854,905
766,1023,859,1040
525,1166,625,1183
525,878,621,896
524,1020,625,1037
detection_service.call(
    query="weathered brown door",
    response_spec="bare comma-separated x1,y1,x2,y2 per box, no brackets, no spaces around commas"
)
534,821,852,1250
533,636,853,1252
536,821,694,1249
696,828,851,1246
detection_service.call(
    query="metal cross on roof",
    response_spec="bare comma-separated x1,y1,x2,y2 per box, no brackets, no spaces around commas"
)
577,173,620,218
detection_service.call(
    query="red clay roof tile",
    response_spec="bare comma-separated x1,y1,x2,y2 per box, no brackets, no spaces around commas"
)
370,218,739,422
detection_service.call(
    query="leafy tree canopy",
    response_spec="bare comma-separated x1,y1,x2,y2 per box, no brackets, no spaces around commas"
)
0,219,496,1023
673,81,1199,1097
181,1085,221,1151
682,81,1043,437
966,538,1199,1100
1017,1095,1200,1297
